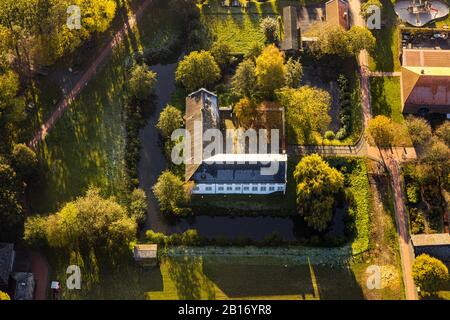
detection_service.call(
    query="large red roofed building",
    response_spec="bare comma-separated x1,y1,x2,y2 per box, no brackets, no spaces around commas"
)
401,48,450,114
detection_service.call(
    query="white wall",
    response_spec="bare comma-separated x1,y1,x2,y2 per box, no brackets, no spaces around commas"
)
192,183,285,195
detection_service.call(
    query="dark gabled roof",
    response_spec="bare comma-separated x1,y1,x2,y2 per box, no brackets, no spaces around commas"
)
401,49,450,110
0,243,14,287
185,89,220,182
192,160,287,184
282,6,300,51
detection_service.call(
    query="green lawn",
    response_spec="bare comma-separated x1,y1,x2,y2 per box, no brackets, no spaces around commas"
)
30,3,185,214
49,252,367,300
200,11,270,54
370,76,404,123
368,0,400,72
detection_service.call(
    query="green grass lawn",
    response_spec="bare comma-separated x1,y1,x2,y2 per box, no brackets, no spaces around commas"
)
49,252,367,300
370,76,404,123
368,0,400,72
29,3,185,214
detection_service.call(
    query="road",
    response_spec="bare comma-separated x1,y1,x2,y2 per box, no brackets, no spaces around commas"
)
348,0,418,300
29,0,153,148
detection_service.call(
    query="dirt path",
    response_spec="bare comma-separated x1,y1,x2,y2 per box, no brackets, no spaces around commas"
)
382,152,418,299
29,0,153,148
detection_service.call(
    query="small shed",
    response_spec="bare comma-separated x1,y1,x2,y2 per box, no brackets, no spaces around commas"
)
411,233,450,264
133,244,158,267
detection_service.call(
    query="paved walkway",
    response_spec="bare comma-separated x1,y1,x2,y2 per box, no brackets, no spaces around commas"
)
369,71,402,77
29,0,153,148
381,151,418,300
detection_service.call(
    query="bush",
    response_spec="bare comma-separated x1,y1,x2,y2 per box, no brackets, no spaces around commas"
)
336,127,348,140
324,131,335,140
409,208,425,234
406,183,420,204
413,254,449,295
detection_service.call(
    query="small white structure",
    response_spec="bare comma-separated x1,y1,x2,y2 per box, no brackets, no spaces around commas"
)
133,244,158,267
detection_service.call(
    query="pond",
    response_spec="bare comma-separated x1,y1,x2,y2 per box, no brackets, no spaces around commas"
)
138,61,347,241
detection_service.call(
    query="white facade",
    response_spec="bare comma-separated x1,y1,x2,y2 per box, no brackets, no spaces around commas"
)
192,183,286,195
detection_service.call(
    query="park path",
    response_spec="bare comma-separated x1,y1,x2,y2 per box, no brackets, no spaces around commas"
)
381,151,418,300
29,0,153,148
348,0,418,300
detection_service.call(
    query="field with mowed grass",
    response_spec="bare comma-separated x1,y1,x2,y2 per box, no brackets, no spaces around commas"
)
30,3,185,214
368,0,400,72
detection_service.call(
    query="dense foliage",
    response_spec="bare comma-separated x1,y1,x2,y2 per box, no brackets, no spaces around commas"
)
413,254,449,295
293,154,344,231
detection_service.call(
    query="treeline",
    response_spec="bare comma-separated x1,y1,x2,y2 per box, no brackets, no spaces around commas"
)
0,0,117,148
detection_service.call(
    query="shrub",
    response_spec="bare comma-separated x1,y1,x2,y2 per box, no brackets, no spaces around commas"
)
413,254,449,295
324,131,335,140
406,183,420,204
409,208,425,234
336,127,348,140
260,17,279,43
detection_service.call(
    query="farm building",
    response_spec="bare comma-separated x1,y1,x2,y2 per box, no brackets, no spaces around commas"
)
411,233,450,265
401,48,450,114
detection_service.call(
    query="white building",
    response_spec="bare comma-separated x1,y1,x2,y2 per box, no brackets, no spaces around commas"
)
184,89,287,195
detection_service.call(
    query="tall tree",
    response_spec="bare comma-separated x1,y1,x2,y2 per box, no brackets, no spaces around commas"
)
294,154,344,231
260,17,279,43
232,59,257,97
129,188,148,225
175,50,221,92
405,116,432,147
24,187,136,249
152,170,189,215
157,105,184,138
128,64,157,101
313,25,375,57
210,40,232,71
0,162,23,241
277,86,331,144
366,115,395,147
255,45,286,98
413,254,448,296
285,58,303,88
435,121,450,147
233,97,258,129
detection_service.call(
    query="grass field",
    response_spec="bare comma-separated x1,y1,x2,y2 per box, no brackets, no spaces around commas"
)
370,77,404,123
201,11,270,54
50,252,367,300
30,3,184,214
368,0,400,72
